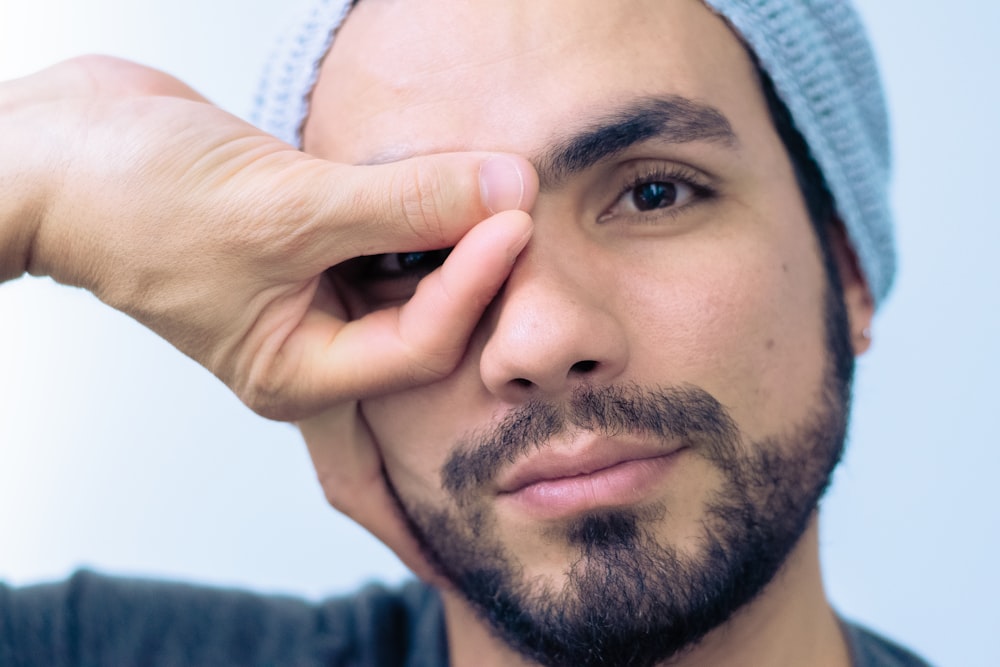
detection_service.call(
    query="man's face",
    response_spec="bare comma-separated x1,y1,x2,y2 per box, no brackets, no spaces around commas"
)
305,0,858,664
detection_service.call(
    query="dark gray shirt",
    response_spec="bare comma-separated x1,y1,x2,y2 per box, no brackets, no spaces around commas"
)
0,571,930,666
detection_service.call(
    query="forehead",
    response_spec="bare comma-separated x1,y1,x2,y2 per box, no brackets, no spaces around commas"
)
304,0,764,163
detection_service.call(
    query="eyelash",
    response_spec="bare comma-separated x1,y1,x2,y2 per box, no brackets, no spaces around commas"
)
352,164,717,287
600,164,716,223
357,247,452,283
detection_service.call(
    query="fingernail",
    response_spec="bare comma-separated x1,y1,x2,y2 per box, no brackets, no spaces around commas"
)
479,156,525,214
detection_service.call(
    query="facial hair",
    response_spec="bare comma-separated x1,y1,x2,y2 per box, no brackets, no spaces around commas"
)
385,289,853,667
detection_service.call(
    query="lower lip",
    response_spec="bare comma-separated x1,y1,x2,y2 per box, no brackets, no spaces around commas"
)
498,449,686,520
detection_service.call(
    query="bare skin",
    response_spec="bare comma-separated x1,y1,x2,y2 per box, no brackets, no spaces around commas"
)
0,2,878,664
0,55,537,423
301,1,875,665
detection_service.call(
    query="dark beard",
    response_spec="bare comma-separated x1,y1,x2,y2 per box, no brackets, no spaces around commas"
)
385,289,854,667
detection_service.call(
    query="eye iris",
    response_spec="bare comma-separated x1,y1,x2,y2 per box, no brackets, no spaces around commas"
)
633,182,677,211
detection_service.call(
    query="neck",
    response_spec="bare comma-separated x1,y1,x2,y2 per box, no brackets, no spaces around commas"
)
440,514,850,667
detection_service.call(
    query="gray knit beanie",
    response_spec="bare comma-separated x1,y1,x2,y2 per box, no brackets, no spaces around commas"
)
254,0,895,306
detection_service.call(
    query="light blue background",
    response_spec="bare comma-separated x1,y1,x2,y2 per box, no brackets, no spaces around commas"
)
1,1,997,665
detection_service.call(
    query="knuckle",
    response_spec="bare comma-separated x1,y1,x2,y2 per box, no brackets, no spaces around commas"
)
390,162,447,244
64,55,160,97
322,483,355,515
315,465,370,519
406,343,464,382
234,365,295,421
64,54,129,77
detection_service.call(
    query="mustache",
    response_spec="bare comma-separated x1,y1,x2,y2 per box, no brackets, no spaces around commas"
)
441,384,740,497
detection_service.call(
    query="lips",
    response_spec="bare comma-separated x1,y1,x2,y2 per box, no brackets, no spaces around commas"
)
496,435,683,494
490,435,686,520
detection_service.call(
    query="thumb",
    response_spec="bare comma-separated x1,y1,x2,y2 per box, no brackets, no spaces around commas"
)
309,153,538,261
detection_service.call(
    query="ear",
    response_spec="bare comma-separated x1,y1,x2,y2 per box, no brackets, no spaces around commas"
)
828,221,875,355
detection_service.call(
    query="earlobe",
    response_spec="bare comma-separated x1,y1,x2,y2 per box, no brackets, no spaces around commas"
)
855,325,873,355
828,221,875,356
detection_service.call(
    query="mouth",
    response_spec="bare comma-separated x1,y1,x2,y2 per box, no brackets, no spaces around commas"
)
495,436,687,520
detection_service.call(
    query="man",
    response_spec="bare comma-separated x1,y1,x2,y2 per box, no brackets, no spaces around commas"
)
0,0,929,665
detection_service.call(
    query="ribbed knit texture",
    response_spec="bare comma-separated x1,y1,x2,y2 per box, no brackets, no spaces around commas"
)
253,0,895,305
702,0,894,303
253,0,352,149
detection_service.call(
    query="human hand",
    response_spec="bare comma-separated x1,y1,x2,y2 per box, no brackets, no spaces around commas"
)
0,55,536,420
0,55,537,581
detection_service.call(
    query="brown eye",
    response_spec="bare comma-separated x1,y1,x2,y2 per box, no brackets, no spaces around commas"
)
603,172,700,222
632,182,678,211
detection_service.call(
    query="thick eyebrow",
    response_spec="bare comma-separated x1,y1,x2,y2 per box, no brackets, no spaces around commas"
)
533,95,737,189
357,95,737,184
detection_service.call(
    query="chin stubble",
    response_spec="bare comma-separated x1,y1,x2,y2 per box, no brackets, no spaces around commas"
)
382,285,853,667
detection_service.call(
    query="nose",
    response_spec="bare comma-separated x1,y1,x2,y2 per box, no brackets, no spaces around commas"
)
478,238,629,402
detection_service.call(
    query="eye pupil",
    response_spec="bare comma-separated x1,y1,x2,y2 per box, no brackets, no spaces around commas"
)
633,182,677,211
399,251,429,269
394,248,452,273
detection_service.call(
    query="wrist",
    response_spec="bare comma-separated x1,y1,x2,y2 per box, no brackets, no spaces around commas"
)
0,144,47,284
0,210,42,286
0,76,52,283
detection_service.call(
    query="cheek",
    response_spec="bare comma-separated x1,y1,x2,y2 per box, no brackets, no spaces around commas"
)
619,218,829,438
361,395,441,499
360,381,485,502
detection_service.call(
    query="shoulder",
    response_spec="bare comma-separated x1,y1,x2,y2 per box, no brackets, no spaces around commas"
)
317,578,447,666
842,619,934,667
1,570,446,667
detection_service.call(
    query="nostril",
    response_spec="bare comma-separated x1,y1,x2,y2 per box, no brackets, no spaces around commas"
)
570,360,598,374
512,377,533,388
